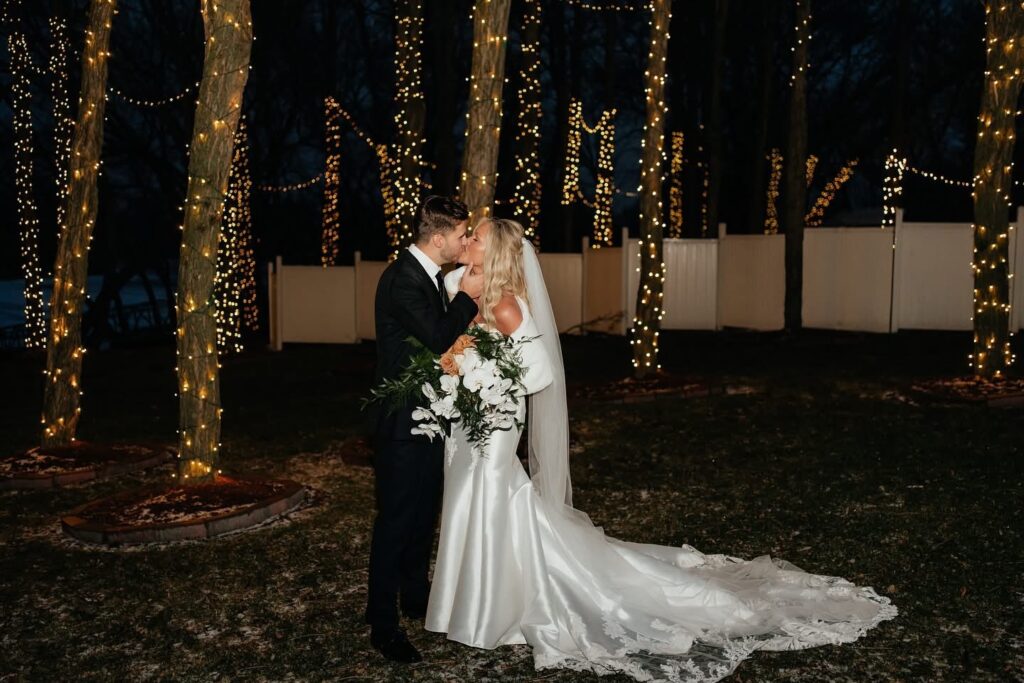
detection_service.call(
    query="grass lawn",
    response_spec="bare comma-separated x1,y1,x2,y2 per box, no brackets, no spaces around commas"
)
0,330,1021,681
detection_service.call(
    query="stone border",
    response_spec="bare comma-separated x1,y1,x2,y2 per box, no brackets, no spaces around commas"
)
61,478,307,546
0,445,175,490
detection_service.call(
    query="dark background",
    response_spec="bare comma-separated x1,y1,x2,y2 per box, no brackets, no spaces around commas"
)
0,0,993,278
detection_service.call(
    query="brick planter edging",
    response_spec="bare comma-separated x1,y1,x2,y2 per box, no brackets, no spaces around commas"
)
0,445,175,490
61,478,307,546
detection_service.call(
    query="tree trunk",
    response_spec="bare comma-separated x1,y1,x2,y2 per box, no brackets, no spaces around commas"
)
971,1,1024,379
746,0,777,233
458,0,512,226
782,0,809,332
705,0,729,239
322,97,342,266
426,0,458,196
176,0,253,482
512,0,542,243
40,0,117,446
889,0,911,158
393,0,425,247
631,0,672,378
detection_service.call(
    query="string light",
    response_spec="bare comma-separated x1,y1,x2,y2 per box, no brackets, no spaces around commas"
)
905,164,973,189
254,173,324,193
174,0,253,479
8,32,46,349
321,96,342,266
561,0,649,12
214,117,257,355
50,16,72,255
668,131,683,238
511,0,542,244
108,82,198,107
969,0,1022,379
881,149,906,230
764,148,783,234
805,154,818,188
392,0,426,249
562,99,617,247
805,159,858,227
629,0,671,377
459,0,512,227
789,3,812,88
41,0,118,446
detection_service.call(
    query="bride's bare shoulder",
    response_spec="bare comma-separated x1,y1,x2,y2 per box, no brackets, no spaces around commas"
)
492,293,523,336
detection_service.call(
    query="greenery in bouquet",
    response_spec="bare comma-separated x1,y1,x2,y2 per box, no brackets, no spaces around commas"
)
364,325,534,450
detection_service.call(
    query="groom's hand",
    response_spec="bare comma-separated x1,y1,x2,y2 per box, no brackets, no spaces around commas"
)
458,268,484,301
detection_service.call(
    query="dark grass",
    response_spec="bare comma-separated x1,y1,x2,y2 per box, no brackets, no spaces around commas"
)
0,330,1022,682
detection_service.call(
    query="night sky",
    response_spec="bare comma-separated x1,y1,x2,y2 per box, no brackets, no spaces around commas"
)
0,0,993,277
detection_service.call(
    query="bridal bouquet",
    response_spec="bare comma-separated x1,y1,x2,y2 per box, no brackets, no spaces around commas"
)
365,327,533,450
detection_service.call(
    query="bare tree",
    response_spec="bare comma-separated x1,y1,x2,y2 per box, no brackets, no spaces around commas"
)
970,0,1024,379
459,0,512,226
40,0,118,446
175,0,253,482
631,0,672,378
782,0,809,332
705,0,729,239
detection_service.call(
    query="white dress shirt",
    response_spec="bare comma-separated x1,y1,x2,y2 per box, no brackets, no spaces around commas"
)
408,244,442,292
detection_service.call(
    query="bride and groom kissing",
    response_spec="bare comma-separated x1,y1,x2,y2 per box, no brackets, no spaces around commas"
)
365,195,897,682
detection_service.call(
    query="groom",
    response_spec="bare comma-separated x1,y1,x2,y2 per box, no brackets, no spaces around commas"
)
365,195,482,663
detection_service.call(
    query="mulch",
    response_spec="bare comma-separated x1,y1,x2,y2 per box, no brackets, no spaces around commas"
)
0,441,173,489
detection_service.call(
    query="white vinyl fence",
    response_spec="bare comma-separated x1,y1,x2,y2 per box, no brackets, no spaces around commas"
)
268,210,1024,348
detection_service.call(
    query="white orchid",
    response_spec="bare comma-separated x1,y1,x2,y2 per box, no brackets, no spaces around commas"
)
456,347,481,375
439,374,460,395
463,364,498,393
421,382,438,403
430,395,460,420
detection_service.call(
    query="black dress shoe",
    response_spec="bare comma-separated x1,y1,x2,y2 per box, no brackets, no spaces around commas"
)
370,627,423,663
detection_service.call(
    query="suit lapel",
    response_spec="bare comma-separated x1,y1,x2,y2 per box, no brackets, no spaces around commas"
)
399,249,444,315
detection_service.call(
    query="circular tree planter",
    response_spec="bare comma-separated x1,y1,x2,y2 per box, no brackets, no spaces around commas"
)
0,441,174,490
912,377,1024,408
61,475,306,545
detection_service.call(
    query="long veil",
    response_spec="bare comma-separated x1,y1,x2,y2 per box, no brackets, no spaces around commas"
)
521,239,572,509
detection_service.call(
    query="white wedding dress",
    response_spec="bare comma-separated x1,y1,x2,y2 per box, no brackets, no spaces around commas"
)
427,250,896,683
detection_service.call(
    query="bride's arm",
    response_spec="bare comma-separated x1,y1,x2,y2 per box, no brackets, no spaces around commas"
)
512,322,553,396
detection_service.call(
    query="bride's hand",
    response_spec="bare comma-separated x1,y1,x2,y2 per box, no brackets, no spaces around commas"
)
459,266,484,301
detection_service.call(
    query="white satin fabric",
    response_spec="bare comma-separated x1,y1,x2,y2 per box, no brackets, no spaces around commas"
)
428,273,896,682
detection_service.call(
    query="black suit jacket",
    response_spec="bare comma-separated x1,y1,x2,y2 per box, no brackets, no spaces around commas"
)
373,249,478,443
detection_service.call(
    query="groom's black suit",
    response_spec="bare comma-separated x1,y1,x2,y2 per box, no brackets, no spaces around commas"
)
365,248,477,631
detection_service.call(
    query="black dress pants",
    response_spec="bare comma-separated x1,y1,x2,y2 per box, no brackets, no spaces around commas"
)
364,437,444,629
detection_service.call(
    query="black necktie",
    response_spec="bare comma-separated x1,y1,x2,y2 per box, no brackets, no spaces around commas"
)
435,271,448,312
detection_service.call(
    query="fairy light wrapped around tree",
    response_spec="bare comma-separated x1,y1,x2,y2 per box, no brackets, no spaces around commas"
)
970,1,1024,380
175,0,253,482
512,0,542,244
392,0,426,249
41,0,118,446
629,0,672,378
459,0,513,227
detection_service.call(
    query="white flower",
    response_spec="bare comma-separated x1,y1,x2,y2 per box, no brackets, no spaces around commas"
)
479,384,507,406
456,348,480,375
421,382,438,403
430,395,460,420
410,423,442,441
439,374,460,396
463,365,498,393
411,407,435,423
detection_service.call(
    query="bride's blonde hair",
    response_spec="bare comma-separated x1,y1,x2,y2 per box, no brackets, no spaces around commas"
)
476,217,529,329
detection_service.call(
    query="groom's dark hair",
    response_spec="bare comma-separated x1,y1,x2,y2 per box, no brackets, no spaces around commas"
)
416,195,470,243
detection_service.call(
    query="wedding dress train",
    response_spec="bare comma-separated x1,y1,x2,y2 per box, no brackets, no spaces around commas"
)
426,260,896,683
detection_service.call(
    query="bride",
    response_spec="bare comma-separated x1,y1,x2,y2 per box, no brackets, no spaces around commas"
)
425,217,897,682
